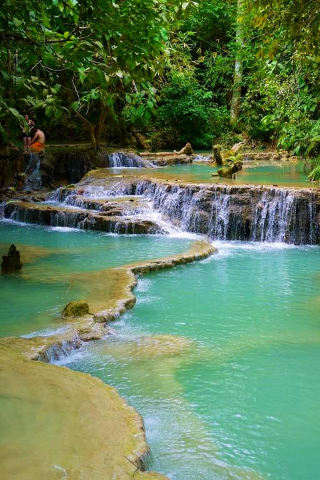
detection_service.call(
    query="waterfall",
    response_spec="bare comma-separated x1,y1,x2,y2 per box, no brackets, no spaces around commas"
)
134,181,320,245
193,154,213,162
0,201,6,219
24,154,42,191
108,152,154,168
4,177,320,244
37,337,82,363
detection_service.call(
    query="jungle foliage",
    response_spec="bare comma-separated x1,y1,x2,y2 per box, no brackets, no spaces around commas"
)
0,0,197,147
1,0,320,172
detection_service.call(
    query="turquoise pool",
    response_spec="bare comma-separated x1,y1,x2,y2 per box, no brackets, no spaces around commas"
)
62,241,320,480
0,221,193,337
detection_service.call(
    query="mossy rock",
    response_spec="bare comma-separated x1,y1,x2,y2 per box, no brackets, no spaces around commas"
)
63,301,90,317
217,155,243,178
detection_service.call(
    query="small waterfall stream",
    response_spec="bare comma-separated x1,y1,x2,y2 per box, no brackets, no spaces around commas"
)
108,152,154,168
24,154,42,190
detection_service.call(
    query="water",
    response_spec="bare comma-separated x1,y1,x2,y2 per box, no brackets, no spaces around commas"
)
61,241,320,480
1,188,320,480
111,162,311,188
24,153,42,190
0,221,192,337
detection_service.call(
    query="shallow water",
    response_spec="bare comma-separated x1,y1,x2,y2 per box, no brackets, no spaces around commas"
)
62,241,320,480
108,161,312,188
0,221,192,337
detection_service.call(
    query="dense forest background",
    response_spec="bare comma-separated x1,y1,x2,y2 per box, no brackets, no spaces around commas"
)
1,0,320,175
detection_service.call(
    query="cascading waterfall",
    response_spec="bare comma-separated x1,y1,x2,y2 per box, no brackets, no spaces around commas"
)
4,176,320,244
134,180,319,244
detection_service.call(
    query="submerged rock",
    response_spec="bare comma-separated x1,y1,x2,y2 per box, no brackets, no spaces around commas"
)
63,301,90,317
1,244,23,274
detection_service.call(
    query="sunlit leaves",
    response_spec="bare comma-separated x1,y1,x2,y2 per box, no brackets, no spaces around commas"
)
0,0,197,143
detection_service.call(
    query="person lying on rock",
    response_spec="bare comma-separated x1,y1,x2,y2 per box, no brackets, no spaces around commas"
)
30,126,45,154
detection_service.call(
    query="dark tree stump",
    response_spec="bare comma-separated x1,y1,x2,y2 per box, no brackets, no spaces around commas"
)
1,244,23,274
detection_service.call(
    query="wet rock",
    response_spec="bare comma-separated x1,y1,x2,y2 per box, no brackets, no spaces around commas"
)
63,301,90,317
4,201,164,234
0,146,24,189
1,244,23,274
78,323,107,341
150,154,192,166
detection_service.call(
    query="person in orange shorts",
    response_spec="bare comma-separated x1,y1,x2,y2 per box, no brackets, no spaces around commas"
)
30,126,45,154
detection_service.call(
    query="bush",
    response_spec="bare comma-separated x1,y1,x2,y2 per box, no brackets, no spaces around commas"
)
156,71,229,148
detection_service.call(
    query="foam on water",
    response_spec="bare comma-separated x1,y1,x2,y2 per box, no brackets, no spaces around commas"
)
22,325,71,339
0,218,30,227
135,278,152,293
212,240,304,255
167,231,202,239
48,226,85,233
52,346,90,366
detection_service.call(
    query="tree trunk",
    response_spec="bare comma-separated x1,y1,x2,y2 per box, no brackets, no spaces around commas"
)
94,104,108,146
74,110,97,149
230,0,244,127
132,130,148,149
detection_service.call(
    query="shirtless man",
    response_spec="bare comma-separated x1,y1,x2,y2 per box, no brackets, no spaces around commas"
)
30,127,45,154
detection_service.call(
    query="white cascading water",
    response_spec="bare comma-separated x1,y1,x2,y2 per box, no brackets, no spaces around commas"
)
108,152,154,168
24,154,42,191
5,177,320,244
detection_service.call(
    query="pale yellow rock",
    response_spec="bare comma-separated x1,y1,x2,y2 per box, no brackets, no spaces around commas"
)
0,343,167,480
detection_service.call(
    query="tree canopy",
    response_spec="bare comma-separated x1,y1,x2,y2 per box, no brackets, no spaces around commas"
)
0,0,197,145
1,0,319,168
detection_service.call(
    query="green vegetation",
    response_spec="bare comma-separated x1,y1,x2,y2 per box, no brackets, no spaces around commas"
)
1,0,319,170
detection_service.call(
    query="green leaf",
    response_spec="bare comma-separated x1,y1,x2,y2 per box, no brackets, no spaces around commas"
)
1,70,10,81
8,107,22,120
160,28,168,41
13,17,22,26
90,89,100,99
45,106,54,117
